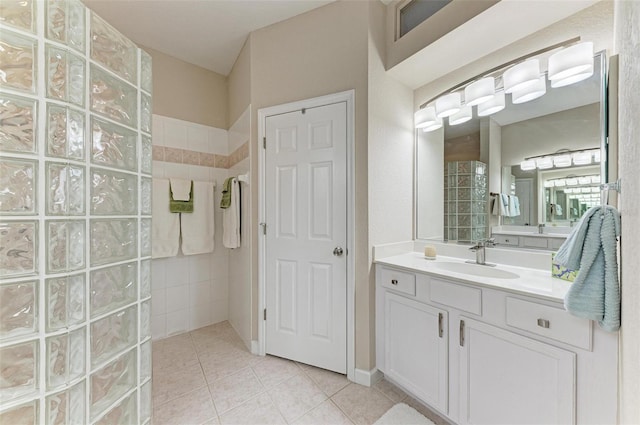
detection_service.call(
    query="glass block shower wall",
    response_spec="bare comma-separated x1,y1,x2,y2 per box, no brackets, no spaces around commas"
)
0,1,153,424
444,160,489,243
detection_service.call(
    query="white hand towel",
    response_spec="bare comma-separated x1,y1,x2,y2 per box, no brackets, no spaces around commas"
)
223,178,241,249
512,195,521,216
152,178,180,259
181,181,215,255
170,178,192,201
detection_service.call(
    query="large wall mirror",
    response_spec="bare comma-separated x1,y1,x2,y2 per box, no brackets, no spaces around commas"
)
415,50,608,246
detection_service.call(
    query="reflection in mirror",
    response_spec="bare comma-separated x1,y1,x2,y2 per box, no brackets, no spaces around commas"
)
415,51,606,248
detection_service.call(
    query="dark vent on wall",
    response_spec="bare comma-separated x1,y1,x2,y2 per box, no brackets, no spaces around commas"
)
398,0,453,38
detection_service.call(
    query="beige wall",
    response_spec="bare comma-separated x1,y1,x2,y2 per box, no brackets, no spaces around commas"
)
367,0,415,367
142,46,228,129
228,39,252,128
615,0,640,422
247,0,372,369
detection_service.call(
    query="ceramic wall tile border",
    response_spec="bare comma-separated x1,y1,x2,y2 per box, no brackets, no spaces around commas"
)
151,142,249,169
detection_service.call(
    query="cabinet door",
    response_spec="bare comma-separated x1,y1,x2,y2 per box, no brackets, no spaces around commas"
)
459,318,576,425
384,292,448,413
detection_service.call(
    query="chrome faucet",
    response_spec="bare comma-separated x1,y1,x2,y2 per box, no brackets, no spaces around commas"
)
467,239,497,267
538,223,546,234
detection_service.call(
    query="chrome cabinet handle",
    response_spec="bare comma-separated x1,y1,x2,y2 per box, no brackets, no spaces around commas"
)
438,313,444,338
459,320,465,346
333,247,344,257
391,279,398,285
537,318,550,329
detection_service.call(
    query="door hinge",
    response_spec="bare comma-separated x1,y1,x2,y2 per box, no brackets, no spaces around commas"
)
263,137,266,149
260,222,267,235
263,308,267,320
438,312,444,338
459,320,465,347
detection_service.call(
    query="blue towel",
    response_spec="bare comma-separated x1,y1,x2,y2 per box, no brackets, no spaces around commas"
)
555,205,621,331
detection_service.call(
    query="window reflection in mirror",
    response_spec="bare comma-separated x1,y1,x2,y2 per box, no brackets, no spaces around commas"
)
415,52,606,244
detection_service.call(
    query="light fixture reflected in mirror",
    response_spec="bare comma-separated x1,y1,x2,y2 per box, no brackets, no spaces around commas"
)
477,91,505,116
553,154,572,167
415,106,438,129
465,77,495,106
449,105,473,125
572,151,593,165
549,42,594,88
422,116,443,132
536,157,554,169
435,92,461,118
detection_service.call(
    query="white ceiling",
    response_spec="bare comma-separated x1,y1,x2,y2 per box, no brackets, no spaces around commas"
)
82,0,335,76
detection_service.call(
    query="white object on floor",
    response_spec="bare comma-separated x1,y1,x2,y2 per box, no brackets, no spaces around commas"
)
223,178,240,248
152,178,180,258
374,403,436,425
181,180,215,255
170,178,192,201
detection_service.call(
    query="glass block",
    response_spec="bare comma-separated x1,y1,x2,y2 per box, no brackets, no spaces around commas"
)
90,12,137,84
46,44,85,107
91,116,137,171
473,201,486,214
46,0,85,52
0,158,36,215
91,306,137,367
140,300,151,341
0,0,35,32
46,162,85,216
90,349,136,419
0,220,37,277
140,259,151,299
457,161,471,174
0,399,38,425
0,93,37,153
140,218,151,258
458,214,471,227
0,280,37,341
140,49,152,93
46,274,85,332
46,104,85,160
140,177,151,215
90,168,137,215
46,220,85,273
90,219,137,267
458,188,471,200
140,340,151,381
0,340,38,401
140,380,151,424
0,28,36,93
458,228,471,242
46,380,85,425
95,390,137,425
140,92,152,134
457,201,471,214
141,135,152,175
46,328,86,389
90,262,137,319
90,64,137,127
457,175,471,188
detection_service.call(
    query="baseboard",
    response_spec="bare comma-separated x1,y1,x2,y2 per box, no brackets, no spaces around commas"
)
251,340,260,355
354,367,383,387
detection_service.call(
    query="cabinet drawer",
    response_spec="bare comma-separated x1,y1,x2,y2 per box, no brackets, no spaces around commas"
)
494,235,519,246
380,267,416,296
521,237,548,249
505,297,591,350
430,279,482,315
549,238,565,250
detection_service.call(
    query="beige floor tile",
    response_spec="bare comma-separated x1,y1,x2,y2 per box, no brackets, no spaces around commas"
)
219,392,286,425
153,334,200,370
152,387,217,425
209,367,266,414
331,383,395,425
403,396,449,425
268,374,328,423
200,349,262,383
300,364,349,397
252,355,302,388
153,361,207,405
373,379,408,403
293,400,354,425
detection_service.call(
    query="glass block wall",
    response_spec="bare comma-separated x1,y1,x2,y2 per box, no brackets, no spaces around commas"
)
444,160,488,243
0,1,152,423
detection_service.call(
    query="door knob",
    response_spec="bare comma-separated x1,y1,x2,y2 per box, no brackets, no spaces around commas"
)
333,247,344,257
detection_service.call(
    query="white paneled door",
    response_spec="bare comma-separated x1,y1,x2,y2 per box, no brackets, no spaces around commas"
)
265,102,347,373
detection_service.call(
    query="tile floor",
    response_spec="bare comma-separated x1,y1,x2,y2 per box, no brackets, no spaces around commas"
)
152,321,448,425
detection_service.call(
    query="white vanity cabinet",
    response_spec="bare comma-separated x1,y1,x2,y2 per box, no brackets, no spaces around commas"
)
375,263,618,425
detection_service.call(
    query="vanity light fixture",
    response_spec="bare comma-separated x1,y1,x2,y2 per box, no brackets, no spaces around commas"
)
520,159,536,171
553,154,572,168
415,106,438,129
553,179,566,187
464,77,495,106
477,91,505,116
449,105,473,125
572,150,593,165
512,76,547,104
593,150,601,163
536,156,554,169
435,92,461,118
503,59,541,94
566,178,579,186
578,176,592,185
548,42,594,88
544,180,555,188
591,175,601,183
422,116,444,132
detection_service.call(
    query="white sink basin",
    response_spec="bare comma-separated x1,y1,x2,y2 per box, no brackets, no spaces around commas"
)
435,262,520,280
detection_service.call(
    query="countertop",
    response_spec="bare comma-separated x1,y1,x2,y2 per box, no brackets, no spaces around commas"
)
375,252,572,303
491,230,568,239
